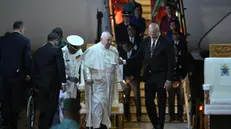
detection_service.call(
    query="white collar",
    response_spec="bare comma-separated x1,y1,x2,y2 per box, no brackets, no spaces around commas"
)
174,40,179,44
127,49,132,57
124,22,129,26
100,42,106,49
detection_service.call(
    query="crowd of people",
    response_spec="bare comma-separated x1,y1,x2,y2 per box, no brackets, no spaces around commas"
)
0,21,84,129
0,0,188,129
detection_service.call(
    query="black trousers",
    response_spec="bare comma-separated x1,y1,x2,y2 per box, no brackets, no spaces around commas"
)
1,76,22,129
38,88,59,129
145,82,166,129
123,80,141,117
168,85,184,119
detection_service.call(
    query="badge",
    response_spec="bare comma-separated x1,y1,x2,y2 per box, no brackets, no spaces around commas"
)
133,45,137,50
221,64,230,76
76,55,81,60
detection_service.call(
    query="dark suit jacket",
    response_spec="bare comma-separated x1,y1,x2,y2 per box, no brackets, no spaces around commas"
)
115,22,130,45
32,43,66,91
130,35,142,49
127,35,175,84
115,22,130,56
0,32,31,77
121,49,142,80
173,39,188,81
119,35,142,57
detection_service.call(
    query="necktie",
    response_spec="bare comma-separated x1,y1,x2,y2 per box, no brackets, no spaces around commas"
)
150,40,156,57
151,40,156,51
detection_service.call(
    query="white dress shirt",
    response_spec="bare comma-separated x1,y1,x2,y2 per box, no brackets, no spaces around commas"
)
129,37,138,50
127,50,132,59
129,37,135,44
151,37,159,50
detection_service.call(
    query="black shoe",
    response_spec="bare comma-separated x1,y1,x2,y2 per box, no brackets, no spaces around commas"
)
125,114,131,121
169,117,175,122
177,117,184,122
153,125,161,129
137,116,141,122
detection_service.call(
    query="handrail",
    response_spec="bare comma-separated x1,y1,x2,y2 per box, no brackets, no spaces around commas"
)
175,0,191,127
108,0,117,45
178,0,188,36
183,74,192,128
102,0,111,33
197,10,231,49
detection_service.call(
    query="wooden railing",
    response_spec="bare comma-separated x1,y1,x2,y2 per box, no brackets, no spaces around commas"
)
177,0,188,36
182,75,192,128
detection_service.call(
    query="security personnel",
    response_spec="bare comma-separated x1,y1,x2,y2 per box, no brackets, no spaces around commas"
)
52,27,67,48
115,11,133,56
59,35,84,121
168,31,187,122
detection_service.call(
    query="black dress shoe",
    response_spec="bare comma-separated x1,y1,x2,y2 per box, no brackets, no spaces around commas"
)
177,117,184,122
125,114,131,121
153,125,161,129
169,117,175,122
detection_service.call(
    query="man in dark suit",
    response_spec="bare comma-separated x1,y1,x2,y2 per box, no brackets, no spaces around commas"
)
32,33,66,129
121,41,142,121
168,31,187,122
120,23,175,129
52,27,67,48
115,11,132,54
127,24,142,50
0,21,31,129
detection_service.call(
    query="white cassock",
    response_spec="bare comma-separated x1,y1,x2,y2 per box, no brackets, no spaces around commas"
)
59,46,83,121
79,43,122,128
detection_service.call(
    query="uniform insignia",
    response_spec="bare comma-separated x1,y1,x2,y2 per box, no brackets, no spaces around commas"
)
221,64,230,76
76,55,81,60
133,45,137,50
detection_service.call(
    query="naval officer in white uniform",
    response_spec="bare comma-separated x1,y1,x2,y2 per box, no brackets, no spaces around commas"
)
58,35,84,122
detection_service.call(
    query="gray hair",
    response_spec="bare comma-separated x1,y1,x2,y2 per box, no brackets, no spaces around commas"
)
100,31,112,39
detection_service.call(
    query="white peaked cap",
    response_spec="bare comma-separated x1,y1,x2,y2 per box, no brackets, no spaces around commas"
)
66,35,84,46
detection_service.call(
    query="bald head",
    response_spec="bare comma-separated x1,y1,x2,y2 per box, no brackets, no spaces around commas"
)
148,23,159,31
100,31,112,49
148,23,160,40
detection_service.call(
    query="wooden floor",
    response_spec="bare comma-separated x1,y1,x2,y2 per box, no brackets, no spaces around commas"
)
124,122,187,129
18,109,187,129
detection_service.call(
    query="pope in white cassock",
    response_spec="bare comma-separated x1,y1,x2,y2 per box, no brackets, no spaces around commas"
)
58,35,84,122
79,32,122,129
